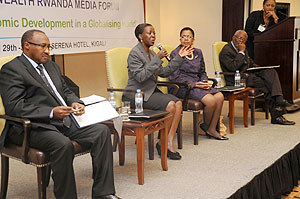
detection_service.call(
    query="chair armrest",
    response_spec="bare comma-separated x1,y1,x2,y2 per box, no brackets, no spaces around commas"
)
208,78,217,88
107,88,136,93
248,87,264,97
215,72,249,77
0,114,31,164
157,81,180,95
216,72,235,76
157,81,191,111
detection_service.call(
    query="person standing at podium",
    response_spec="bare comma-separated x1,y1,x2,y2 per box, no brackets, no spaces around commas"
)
245,0,279,59
219,30,295,125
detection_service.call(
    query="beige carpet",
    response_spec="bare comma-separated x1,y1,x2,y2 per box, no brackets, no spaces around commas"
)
2,101,300,199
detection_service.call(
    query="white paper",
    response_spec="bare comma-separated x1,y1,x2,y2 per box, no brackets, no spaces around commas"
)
246,65,280,71
72,100,119,128
80,94,106,105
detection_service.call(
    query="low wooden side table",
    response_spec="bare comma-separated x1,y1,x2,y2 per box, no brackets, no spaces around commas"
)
104,114,171,185
221,87,250,134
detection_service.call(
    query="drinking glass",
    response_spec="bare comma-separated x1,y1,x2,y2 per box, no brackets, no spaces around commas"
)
119,101,131,121
241,79,246,88
123,101,131,114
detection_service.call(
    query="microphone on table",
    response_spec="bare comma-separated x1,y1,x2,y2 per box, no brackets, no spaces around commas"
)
156,43,171,62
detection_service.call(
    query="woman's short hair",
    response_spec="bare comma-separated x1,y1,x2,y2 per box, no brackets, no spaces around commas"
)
263,0,276,5
180,27,195,38
135,23,152,41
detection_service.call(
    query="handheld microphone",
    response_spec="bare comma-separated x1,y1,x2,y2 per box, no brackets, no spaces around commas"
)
156,43,171,62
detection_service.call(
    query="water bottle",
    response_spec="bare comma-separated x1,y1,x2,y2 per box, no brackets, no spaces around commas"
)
215,72,222,88
135,89,143,113
234,70,241,87
108,92,116,109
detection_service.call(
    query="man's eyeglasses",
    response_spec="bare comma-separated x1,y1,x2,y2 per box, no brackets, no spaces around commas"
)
27,41,53,51
234,35,247,42
180,35,193,39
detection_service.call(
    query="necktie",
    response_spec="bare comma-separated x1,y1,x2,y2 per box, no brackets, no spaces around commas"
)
37,64,56,95
36,64,71,128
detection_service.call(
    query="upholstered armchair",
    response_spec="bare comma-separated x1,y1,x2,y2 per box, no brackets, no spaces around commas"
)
153,45,219,145
212,42,269,133
105,47,186,161
0,56,89,199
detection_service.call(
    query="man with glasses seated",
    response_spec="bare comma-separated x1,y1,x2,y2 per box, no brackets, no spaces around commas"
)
0,29,120,199
219,30,295,125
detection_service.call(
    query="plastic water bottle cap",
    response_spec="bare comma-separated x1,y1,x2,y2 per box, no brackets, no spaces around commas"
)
110,92,114,96
216,72,219,74
236,70,239,73
137,89,141,93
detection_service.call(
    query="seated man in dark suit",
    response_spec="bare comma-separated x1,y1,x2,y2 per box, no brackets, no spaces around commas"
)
0,29,120,199
219,30,295,125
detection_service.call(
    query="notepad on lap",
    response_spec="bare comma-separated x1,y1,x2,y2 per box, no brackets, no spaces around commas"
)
80,94,106,105
246,65,280,71
72,95,119,128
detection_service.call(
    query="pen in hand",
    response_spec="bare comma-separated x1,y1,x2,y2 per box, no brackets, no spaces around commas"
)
71,103,85,116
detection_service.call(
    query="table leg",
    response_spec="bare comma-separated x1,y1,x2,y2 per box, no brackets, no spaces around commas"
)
160,120,168,171
148,134,154,160
177,115,183,149
118,135,125,166
243,95,249,127
136,128,145,185
250,97,255,126
228,95,235,134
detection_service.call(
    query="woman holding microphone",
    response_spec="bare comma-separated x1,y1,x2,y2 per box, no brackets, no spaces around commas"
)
122,23,193,160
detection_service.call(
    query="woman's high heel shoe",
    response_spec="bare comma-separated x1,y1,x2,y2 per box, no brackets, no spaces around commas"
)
156,142,161,156
200,123,207,133
156,143,181,160
205,132,229,140
167,149,182,160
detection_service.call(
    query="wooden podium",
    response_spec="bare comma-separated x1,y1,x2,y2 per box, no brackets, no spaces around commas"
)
253,17,300,103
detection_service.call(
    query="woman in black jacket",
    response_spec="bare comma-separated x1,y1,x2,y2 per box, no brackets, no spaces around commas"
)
245,0,279,59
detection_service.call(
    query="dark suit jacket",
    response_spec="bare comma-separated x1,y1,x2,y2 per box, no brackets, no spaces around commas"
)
219,43,256,86
123,42,184,101
245,10,277,58
0,54,82,150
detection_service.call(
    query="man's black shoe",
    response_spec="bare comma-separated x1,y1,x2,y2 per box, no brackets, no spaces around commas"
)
276,100,293,107
271,106,286,119
271,115,295,125
286,104,300,113
97,194,121,199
